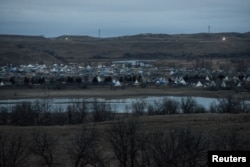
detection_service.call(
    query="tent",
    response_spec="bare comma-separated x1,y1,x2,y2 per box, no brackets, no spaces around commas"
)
134,80,139,86
210,81,216,87
196,81,203,87
221,81,226,88
179,78,186,85
97,76,102,82
115,81,121,87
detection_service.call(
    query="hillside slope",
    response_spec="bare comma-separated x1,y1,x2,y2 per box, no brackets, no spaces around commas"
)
0,32,249,65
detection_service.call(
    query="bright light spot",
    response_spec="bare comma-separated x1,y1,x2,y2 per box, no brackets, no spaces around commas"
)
222,37,226,41
65,37,69,41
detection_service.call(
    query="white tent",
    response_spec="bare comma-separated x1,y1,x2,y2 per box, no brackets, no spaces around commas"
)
115,81,121,87
0,81,4,86
97,76,102,82
179,78,186,85
196,81,203,87
221,81,226,88
27,64,33,68
86,65,92,70
210,81,216,87
174,77,178,84
246,77,250,81
205,76,210,81
134,80,139,86
170,71,175,75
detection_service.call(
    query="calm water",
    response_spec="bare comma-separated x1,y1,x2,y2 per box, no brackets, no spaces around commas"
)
0,96,221,113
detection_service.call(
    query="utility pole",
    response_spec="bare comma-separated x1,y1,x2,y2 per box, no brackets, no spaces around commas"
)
98,29,101,38
208,25,210,33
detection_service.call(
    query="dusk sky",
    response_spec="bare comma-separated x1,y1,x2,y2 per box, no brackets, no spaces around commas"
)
0,0,249,37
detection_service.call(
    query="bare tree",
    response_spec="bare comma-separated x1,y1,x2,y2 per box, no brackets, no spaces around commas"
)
0,132,30,167
31,131,57,167
212,128,249,151
50,108,68,125
180,97,199,114
0,107,9,125
131,100,146,116
149,128,208,167
147,98,180,115
92,100,114,122
32,100,52,125
67,99,88,124
147,100,163,115
107,119,140,167
133,131,156,167
175,128,208,167
68,125,106,167
216,95,242,113
240,97,250,113
149,131,180,167
10,102,39,126
161,98,179,114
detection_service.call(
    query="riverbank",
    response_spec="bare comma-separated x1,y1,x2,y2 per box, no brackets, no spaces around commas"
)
0,87,249,100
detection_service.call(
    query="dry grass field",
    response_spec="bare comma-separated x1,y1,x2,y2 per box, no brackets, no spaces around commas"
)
1,87,249,100
0,113,249,167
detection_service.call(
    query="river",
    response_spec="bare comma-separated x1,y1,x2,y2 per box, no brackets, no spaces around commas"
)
0,96,223,113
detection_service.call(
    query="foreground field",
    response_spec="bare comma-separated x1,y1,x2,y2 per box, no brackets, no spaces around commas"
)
0,113,249,167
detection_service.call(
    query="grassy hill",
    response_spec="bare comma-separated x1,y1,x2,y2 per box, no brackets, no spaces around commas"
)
0,32,250,65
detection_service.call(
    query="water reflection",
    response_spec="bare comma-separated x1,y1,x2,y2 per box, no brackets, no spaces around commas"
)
0,96,221,113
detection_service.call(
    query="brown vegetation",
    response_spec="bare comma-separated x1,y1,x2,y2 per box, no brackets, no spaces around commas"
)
0,33,250,65
1,87,249,100
0,113,249,167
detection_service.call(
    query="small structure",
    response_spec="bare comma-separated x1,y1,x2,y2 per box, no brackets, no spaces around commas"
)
196,81,203,87
115,80,121,87
221,81,226,88
134,80,139,86
0,81,4,86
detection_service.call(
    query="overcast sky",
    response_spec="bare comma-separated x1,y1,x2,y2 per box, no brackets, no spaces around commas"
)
0,0,249,37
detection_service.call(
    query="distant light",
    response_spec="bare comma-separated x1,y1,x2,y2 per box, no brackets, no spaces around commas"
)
65,37,69,40
222,37,226,41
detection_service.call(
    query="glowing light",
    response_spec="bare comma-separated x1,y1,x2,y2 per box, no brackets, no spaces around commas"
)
222,37,226,41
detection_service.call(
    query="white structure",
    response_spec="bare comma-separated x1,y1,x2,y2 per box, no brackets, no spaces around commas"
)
0,81,4,86
221,81,226,88
115,80,121,87
196,81,203,87
134,80,139,86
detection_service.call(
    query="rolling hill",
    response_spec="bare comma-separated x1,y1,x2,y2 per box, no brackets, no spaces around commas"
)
0,32,250,65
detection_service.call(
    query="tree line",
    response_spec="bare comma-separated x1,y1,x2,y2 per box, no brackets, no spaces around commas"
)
0,96,249,126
